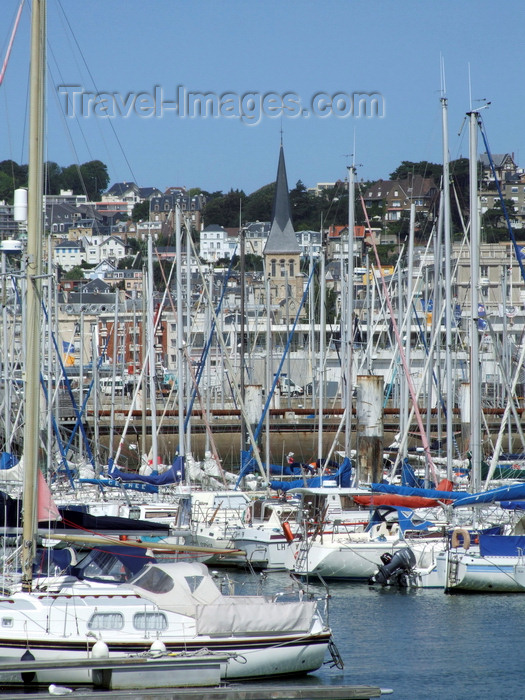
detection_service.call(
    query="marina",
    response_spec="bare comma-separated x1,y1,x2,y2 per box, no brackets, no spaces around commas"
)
2,2,525,698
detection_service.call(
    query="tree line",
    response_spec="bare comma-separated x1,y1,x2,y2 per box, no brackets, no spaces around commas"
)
0,159,110,202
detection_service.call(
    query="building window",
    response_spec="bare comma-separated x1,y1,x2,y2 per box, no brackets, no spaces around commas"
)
280,259,285,277
271,259,276,277
289,259,294,276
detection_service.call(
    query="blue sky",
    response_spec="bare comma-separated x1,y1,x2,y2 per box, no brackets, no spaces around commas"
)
2,0,525,196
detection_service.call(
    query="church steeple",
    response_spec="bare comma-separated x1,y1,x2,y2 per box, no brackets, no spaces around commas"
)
263,144,301,255
263,144,303,324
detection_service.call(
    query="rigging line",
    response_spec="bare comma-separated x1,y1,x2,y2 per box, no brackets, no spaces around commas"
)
110,248,174,470
410,300,462,462
183,221,269,482
55,0,138,184
358,191,438,484
478,117,525,285
0,0,25,87
153,235,226,483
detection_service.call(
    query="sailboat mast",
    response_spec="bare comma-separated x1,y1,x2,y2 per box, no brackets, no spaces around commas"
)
317,226,326,464
147,234,158,470
239,208,247,457
22,0,46,592
468,109,482,493
175,206,185,458
344,164,356,459
441,94,454,481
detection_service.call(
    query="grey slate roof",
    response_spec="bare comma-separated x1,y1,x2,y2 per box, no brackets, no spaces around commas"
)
263,145,301,255
479,153,513,168
106,182,139,197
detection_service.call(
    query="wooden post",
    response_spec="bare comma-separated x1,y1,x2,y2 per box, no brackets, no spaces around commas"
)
356,375,384,484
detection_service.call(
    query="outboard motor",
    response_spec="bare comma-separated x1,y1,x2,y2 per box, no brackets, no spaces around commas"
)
369,547,417,587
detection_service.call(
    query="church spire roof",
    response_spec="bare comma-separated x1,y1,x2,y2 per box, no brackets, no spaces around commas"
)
263,144,301,255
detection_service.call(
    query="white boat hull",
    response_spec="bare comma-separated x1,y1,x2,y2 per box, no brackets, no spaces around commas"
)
447,552,525,593
0,562,331,684
293,539,407,580
232,528,299,570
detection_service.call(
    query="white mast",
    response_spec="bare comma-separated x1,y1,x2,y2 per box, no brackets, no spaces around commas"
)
175,206,185,459
402,202,416,465
469,109,481,493
441,89,455,481
317,228,326,464
345,163,356,460
147,233,158,471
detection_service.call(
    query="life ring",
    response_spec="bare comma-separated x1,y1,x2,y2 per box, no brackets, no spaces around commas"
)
282,521,294,543
451,527,470,550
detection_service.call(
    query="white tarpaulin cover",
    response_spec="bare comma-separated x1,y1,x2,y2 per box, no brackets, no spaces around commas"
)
195,598,316,636
129,563,316,636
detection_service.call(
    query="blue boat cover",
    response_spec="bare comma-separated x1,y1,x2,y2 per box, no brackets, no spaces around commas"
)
371,483,462,500
402,459,426,488
366,505,436,533
108,455,185,486
479,534,525,557
452,482,525,507
269,457,353,492
0,452,18,470
78,479,159,494
499,501,525,510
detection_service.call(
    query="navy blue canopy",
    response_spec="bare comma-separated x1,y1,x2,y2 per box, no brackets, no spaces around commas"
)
269,457,353,492
109,455,185,486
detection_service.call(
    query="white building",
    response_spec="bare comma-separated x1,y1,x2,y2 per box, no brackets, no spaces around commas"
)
200,224,237,262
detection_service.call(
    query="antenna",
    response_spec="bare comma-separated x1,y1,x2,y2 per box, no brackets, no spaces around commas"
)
440,54,446,98
468,63,472,111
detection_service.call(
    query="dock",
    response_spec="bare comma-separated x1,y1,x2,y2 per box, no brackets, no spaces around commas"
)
6,684,385,699
0,656,386,697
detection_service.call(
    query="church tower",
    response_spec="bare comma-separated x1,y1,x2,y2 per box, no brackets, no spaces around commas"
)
263,144,303,323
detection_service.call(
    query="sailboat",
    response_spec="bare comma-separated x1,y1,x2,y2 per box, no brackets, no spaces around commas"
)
0,0,336,687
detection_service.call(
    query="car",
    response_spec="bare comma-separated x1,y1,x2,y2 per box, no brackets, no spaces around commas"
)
278,377,304,397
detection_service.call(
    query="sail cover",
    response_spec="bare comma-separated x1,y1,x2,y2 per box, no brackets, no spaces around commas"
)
452,482,525,507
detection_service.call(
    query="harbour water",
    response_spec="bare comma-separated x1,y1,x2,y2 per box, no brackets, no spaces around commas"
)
246,570,522,700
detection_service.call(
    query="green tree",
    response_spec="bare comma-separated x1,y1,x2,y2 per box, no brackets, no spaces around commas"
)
79,160,110,200
243,183,274,222
132,200,149,222
389,160,443,182
63,265,86,280
202,188,247,227
61,160,109,200
44,161,63,194
0,171,14,202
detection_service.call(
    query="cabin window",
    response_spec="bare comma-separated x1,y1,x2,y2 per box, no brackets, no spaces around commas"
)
88,612,124,631
1,618,13,628
133,612,168,631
